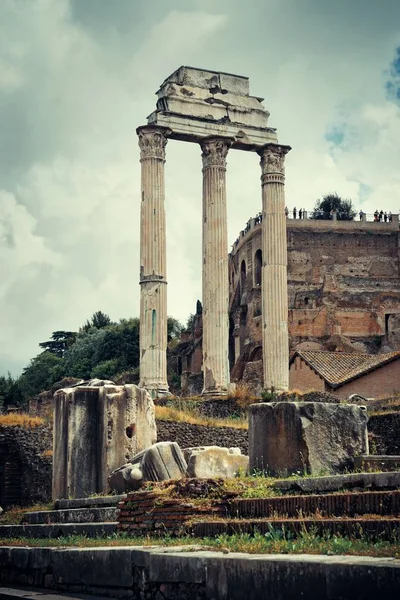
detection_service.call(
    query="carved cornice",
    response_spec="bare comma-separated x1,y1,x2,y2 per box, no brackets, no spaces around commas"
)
201,137,232,169
137,126,171,161
259,144,291,184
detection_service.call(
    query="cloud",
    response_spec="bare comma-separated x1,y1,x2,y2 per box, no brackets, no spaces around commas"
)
1,0,400,376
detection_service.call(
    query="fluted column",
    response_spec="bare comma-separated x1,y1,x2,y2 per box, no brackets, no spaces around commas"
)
201,137,232,396
137,125,171,397
259,144,291,392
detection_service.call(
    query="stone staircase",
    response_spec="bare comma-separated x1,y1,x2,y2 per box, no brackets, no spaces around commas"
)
0,495,124,539
192,489,400,540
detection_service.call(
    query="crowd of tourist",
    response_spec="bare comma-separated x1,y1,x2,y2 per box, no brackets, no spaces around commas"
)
371,210,392,222
231,206,397,249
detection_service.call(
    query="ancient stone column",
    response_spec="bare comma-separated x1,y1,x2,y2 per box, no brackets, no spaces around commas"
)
201,137,232,395
137,125,171,397
259,144,291,392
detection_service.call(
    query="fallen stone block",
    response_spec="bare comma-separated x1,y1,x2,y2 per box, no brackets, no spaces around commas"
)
141,442,187,481
249,402,368,476
109,441,187,491
186,446,249,478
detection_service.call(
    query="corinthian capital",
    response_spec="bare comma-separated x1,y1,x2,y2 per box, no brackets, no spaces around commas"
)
259,144,291,179
201,137,232,169
137,126,171,161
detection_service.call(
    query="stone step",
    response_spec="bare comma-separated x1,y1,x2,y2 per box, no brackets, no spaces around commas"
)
272,470,400,494
22,506,117,525
231,490,400,519
192,517,400,540
0,522,117,539
54,494,126,510
354,456,400,472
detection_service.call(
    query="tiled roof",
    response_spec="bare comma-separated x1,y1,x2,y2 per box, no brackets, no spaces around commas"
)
292,350,400,388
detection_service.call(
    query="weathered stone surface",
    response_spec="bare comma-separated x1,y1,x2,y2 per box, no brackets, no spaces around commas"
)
141,442,187,481
249,402,369,476
137,126,170,398
53,384,156,500
109,463,143,494
186,446,248,478
110,442,187,492
148,66,277,149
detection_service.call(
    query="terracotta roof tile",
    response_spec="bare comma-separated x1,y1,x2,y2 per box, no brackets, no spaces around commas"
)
294,350,400,388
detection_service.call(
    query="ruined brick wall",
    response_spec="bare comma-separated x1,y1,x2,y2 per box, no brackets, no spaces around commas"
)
231,222,400,356
118,488,229,536
289,356,325,392
156,420,248,454
0,425,53,506
226,221,400,386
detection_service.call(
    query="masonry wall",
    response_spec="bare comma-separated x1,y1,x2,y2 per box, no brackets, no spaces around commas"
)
330,360,400,400
156,419,248,454
227,222,400,377
0,425,52,507
289,356,325,392
368,413,400,455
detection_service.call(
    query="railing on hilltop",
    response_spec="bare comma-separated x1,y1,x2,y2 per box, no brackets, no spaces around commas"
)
231,211,400,252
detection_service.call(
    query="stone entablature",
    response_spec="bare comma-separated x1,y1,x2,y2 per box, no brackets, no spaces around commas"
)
148,66,277,149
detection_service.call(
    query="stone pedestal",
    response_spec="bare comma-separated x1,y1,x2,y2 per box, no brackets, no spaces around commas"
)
52,383,156,500
259,144,291,392
249,402,369,477
137,126,171,397
201,137,232,395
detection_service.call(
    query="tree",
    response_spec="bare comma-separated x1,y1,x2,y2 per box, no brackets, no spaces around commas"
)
167,317,184,342
39,331,77,358
19,352,66,400
64,328,107,378
312,193,356,221
0,373,24,410
81,311,113,332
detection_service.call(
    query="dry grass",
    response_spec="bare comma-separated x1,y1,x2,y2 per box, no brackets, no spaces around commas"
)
41,449,53,457
0,413,44,428
155,405,247,430
228,382,259,410
0,503,54,525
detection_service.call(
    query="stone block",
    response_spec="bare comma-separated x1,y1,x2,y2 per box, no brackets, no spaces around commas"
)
186,446,249,478
53,384,156,499
249,402,368,476
109,442,187,491
141,442,187,481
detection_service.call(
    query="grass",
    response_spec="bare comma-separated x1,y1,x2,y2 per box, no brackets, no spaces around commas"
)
0,503,54,526
0,413,44,427
0,530,398,558
155,405,247,430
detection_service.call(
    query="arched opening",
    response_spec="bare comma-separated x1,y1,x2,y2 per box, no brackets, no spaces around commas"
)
304,297,309,306
240,260,247,295
254,249,262,286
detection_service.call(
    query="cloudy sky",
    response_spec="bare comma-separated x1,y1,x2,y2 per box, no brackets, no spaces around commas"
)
1,0,400,376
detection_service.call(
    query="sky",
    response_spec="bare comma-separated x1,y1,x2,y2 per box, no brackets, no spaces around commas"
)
0,0,400,376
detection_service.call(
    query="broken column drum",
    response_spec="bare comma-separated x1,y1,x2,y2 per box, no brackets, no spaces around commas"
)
138,66,291,395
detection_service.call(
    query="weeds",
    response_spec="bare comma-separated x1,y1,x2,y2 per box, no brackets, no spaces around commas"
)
155,405,247,430
0,413,44,428
0,530,398,558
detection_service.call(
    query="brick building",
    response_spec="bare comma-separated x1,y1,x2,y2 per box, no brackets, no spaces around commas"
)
179,217,400,394
289,350,400,399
